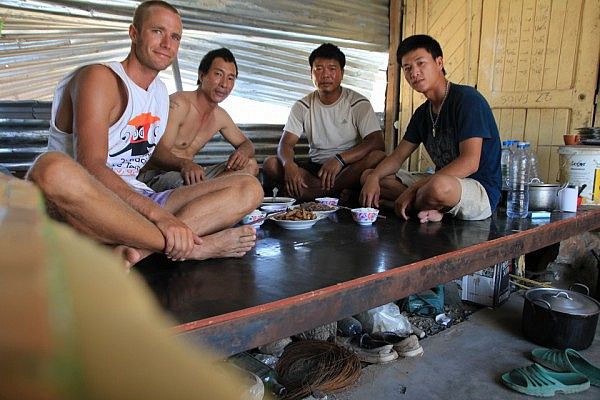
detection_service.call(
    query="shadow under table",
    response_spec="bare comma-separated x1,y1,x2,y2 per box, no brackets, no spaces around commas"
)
134,207,600,356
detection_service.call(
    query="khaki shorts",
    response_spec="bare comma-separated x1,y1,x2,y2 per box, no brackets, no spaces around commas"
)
395,169,492,221
138,162,228,192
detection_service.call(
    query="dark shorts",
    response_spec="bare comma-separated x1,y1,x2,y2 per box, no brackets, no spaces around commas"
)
297,160,323,177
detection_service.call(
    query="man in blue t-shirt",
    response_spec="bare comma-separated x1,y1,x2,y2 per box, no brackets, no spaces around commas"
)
360,34,501,223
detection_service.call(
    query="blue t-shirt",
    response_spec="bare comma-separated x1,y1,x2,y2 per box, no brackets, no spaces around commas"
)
403,83,501,211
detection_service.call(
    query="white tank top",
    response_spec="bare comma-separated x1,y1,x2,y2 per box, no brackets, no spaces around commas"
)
48,61,169,191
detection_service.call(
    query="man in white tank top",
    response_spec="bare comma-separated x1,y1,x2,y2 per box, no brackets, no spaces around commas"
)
27,1,263,266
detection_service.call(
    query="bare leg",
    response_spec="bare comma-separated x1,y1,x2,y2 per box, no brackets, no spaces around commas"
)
165,173,263,258
333,150,386,192
379,199,396,210
413,175,461,223
166,173,262,235
111,245,147,269
188,225,257,259
291,173,331,201
262,156,329,201
28,152,166,252
215,158,260,178
379,175,408,202
263,151,387,202
338,188,357,206
29,153,263,261
262,156,283,184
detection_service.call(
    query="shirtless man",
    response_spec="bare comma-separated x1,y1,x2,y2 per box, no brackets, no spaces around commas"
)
139,48,258,191
27,1,262,266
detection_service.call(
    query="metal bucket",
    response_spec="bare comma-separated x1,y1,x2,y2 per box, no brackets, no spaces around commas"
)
558,145,600,206
528,183,560,211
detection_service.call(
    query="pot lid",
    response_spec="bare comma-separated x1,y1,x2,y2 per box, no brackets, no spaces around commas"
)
525,288,600,316
529,183,561,188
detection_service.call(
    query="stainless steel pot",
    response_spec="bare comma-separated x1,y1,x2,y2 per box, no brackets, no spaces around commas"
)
528,183,561,211
522,287,600,350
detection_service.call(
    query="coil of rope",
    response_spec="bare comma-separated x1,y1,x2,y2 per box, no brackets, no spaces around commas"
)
275,339,361,400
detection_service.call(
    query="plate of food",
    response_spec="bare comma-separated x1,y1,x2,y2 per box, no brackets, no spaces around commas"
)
292,201,339,218
261,196,296,212
268,208,319,230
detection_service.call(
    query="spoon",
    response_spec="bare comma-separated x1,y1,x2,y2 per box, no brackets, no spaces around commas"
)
272,187,279,200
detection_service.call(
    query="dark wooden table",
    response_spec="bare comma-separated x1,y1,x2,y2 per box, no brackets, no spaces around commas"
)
135,207,600,356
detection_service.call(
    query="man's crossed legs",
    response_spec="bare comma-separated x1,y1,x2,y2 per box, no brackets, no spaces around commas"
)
28,152,263,266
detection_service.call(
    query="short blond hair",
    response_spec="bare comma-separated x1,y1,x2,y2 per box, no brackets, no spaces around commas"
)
132,1,180,31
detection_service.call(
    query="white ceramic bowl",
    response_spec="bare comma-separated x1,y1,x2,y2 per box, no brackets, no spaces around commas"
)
351,207,379,225
242,209,267,228
261,196,295,213
260,204,288,213
270,218,319,230
315,197,339,206
261,196,295,210
269,212,319,230
262,196,296,205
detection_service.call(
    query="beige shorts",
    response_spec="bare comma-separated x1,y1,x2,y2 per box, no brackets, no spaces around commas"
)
395,169,492,221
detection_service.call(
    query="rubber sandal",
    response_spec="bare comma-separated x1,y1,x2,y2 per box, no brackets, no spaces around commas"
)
501,363,590,397
532,348,600,387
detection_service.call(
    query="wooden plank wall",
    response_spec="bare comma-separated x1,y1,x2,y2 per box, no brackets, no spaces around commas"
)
384,0,402,153
398,0,600,183
401,0,483,172
479,0,600,183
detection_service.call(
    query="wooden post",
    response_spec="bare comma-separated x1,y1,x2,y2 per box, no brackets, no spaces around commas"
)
384,0,402,153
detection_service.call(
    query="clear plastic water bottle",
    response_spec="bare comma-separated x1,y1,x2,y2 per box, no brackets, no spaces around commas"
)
337,316,363,336
229,352,287,396
500,140,513,190
506,142,530,218
525,143,540,182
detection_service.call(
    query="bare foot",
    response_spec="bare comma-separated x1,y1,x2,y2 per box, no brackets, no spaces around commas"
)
190,225,257,260
417,209,444,223
112,245,151,269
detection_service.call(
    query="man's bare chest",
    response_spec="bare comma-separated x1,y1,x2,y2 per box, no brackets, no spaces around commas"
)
173,118,219,153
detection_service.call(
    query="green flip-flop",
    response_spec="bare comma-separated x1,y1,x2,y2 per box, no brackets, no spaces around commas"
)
532,347,600,387
501,363,590,397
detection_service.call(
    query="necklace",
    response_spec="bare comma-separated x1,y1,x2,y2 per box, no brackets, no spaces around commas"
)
429,81,450,137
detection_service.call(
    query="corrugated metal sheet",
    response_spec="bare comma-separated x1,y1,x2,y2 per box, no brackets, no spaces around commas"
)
0,100,308,172
0,0,389,106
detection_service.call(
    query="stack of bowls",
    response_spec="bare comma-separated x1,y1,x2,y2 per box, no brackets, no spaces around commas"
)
576,127,600,145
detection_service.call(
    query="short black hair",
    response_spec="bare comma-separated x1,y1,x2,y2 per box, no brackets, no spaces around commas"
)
309,43,346,69
397,34,445,75
197,48,238,85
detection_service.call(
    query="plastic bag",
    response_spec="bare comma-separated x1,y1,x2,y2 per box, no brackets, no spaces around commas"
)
355,303,411,335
